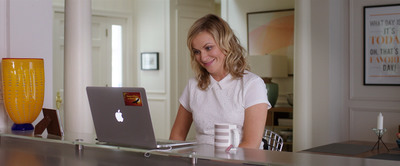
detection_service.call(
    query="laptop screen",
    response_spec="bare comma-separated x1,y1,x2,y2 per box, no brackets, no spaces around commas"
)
86,86,158,149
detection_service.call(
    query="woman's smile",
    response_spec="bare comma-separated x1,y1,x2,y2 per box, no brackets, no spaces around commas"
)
203,58,215,67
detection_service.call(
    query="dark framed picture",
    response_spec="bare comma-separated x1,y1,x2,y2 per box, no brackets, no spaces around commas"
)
364,4,400,85
34,108,63,137
247,9,294,56
141,52,159,70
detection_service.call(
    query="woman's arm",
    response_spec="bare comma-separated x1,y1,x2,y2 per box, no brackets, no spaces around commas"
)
239,103,268,149
169,104,193,141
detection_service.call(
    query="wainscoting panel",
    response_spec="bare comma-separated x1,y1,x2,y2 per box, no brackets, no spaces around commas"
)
147,97,169,140
350,107,400,143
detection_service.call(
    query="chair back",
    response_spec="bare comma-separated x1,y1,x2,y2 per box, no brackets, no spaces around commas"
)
262,129,284,151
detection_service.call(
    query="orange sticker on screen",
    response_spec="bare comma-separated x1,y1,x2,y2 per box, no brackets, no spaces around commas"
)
123,92,142,106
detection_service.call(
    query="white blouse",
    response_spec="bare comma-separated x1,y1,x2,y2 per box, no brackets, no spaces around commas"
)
179,71,271,145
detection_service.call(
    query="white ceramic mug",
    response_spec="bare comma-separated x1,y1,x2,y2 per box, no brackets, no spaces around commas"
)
214,123,240,150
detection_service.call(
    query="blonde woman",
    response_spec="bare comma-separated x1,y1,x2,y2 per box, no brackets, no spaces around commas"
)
170,14,270,149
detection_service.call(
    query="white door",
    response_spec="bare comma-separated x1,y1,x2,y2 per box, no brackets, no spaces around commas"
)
171,0,215,140
91,16,110,87
53,13,127,125
92,16,126,87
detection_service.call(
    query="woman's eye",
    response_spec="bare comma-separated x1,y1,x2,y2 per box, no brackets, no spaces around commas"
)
205,46,212,50
193,50,200,55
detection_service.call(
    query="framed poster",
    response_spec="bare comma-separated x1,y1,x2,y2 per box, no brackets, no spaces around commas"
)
141,52,159,70
247,9,294,56
364,4,400,85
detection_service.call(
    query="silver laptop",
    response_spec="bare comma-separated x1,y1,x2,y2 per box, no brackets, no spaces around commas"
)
86,86,195,149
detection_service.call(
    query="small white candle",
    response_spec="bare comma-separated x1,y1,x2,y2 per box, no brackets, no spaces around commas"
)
377,112,383,130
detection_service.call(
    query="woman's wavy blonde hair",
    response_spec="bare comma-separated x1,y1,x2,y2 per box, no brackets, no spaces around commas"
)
187,14,249,90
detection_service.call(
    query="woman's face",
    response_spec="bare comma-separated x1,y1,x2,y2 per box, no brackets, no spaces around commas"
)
191,31,227,80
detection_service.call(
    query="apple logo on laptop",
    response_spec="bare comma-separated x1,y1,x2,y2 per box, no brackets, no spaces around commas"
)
115,109,124,122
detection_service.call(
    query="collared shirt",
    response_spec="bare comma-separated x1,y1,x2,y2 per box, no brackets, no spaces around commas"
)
179,71,271,145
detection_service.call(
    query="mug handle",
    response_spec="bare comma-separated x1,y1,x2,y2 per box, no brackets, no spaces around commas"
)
231,129,240,147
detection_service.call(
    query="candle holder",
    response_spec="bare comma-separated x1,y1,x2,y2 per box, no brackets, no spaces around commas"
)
371,128,389,151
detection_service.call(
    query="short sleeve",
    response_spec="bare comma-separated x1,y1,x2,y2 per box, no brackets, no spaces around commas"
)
244,76,271,109
179,79,192,112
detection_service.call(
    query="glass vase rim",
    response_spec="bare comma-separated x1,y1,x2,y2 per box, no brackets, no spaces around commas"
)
2,58,43,60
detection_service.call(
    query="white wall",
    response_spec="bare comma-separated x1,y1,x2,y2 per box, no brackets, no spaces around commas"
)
304,0,345,150
54,0,134,13
293,0,400,151
0,0,9,128
348,0,400,143
0,0,53,128
223,0,400,152
135,0,171,139
9,0,53,109
0,0,6,57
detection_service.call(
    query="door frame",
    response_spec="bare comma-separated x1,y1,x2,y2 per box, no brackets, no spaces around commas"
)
52,6,133,125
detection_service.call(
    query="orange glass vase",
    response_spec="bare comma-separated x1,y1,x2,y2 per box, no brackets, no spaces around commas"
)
1,58,45,131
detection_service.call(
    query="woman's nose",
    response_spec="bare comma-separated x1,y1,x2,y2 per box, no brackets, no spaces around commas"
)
200,51,208,61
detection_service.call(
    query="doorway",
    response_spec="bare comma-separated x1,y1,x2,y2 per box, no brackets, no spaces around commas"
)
53,12,127,125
